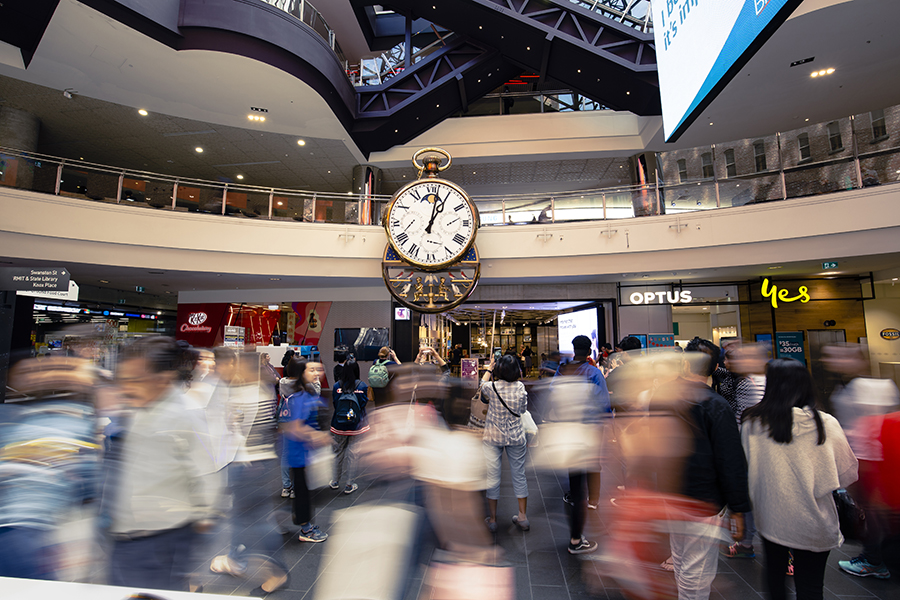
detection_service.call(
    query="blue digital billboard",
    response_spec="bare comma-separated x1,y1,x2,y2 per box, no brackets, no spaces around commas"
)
652,0,804,141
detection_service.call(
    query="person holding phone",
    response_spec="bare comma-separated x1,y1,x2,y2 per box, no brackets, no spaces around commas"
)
480,354,530,533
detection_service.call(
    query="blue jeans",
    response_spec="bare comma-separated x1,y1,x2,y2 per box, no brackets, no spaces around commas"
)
0,527,57,580
226,461,286,574
109,524,197,591
483,443,528,500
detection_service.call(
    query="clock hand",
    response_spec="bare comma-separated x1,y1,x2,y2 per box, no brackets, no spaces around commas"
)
425,193,447,234
424,195,439,234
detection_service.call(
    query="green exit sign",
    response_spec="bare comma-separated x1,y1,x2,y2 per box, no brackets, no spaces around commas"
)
135,286,145,293
822,262,838,270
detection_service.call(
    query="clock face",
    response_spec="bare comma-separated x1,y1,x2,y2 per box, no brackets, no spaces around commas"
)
385,179,478,269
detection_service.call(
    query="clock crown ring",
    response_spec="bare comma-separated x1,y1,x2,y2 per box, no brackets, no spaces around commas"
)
412,147,452,178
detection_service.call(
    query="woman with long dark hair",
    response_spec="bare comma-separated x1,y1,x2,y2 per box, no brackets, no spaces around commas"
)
741,359,857,600
329,360,369,494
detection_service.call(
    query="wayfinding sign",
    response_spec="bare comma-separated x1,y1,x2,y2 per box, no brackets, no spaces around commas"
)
0,267,70,291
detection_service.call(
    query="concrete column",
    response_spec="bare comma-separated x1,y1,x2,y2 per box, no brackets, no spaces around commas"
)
352,164,383,225
628,152,664,217
0,107,41,189
352,164,382,196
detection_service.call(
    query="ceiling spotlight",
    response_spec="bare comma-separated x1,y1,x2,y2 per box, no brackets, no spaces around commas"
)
297,139,306,146
270,278,281,281
826,68,835,74
138,109,148,116
277,201,283,206
195,147,203,153
99,279,109,284
236,174,244,180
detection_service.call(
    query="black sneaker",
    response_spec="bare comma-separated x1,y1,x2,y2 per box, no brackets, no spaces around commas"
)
568,537,598,555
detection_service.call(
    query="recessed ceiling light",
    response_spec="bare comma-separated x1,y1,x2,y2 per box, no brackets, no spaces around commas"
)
99,279,109,284
236,174,244,180
195,147,203,153
327,170,331,173
297,139,306,146
277,201,283,206
768,266,783,270
526,46,530,50
805,118,809,122
270,278,281,281
138,109,148,116
626,91,630,95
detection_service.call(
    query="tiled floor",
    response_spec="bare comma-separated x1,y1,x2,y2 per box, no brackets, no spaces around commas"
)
187,450,900,600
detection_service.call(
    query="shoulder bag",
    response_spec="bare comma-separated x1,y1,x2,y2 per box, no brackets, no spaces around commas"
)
491,381,539,445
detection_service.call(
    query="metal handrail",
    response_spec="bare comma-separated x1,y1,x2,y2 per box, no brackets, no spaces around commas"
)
3,112,899,226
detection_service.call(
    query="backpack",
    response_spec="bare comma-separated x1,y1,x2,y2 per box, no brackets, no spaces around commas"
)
368,359,390,388
332,381,363,431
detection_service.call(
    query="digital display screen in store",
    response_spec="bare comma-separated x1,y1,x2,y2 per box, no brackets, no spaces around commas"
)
557,307,599,360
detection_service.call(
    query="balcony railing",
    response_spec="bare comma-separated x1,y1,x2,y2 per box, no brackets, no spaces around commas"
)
2,109,899,227
260,0,347,66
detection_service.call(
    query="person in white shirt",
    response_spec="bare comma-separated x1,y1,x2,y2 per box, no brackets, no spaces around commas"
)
741,358,858,600
107,337,221,591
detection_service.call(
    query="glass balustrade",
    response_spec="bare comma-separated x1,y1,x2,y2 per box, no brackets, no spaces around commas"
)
4,103,900,228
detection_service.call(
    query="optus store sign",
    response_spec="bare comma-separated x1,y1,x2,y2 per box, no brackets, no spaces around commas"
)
628,290,693,305
761,278,810,308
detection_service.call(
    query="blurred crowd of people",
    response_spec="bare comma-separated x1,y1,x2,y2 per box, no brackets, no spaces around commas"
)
1,329,898,600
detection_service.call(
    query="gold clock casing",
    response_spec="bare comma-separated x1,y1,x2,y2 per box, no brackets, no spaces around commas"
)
382,243,480,314
383,176,480,272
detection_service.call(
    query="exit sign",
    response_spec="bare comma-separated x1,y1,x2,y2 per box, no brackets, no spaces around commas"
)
822,262,838,270
135,286,145,293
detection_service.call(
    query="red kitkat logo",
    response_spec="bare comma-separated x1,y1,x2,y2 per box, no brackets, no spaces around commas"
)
181,311,212,333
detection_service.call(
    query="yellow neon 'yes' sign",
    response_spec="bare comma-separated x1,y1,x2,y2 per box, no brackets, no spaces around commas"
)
761,278,811,308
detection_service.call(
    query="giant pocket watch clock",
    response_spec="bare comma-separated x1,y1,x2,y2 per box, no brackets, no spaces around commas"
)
382,148,481,313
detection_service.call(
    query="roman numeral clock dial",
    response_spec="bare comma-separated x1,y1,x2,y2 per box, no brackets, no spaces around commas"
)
382,148,481,313
386,181,476,268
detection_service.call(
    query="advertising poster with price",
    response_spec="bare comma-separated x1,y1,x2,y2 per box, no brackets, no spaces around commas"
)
652,0,803,141
774,331,806,365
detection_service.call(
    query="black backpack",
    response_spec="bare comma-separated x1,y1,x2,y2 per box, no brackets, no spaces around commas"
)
332,381,363,431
